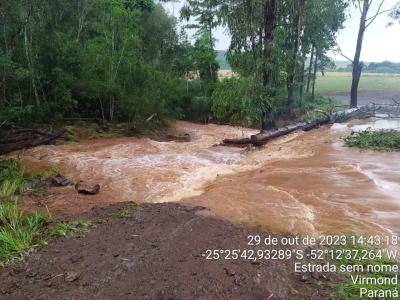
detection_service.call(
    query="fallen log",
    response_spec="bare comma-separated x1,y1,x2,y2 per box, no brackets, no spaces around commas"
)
0,129,66,155
11,128,53,136
222,137,252,145
222,106,375,147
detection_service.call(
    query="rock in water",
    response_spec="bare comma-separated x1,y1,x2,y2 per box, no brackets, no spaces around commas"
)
25,176,73,188
45,176,73,187
75,181,100,195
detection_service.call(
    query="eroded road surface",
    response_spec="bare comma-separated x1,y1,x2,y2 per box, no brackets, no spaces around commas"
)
23,119,400,236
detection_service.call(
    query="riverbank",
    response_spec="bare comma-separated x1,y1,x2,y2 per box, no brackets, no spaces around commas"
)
0,202,339,300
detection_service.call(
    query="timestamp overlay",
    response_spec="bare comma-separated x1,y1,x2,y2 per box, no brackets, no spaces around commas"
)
202,234,400,299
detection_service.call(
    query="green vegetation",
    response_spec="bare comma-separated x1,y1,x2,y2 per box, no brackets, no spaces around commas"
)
315,74,400,95
0,201,47,261
28,166,61,180
110,202,140,219
344,129,400,151
0,0,352,131
330,243,399,300
0,159,25,199
49,220,92,237
0,0,218,128
337,61,400,74
0,158,46,262
0,158,110,263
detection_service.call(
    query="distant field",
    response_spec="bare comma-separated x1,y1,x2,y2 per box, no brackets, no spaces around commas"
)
216,70,400,104
315,72,400,94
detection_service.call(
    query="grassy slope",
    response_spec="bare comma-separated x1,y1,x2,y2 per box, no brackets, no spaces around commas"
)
315,73,400,95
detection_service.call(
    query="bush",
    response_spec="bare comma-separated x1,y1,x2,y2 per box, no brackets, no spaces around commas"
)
344,128,400,151
211,77,282,127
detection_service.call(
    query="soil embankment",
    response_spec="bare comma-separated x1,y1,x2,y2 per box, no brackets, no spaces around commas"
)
0,202,337,300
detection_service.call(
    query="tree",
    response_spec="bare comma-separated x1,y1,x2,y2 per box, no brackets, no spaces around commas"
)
0,0,197,126
389,2,400,24
335,0,395,108
180,0,220,80
193,30,219,84
300,0,346,101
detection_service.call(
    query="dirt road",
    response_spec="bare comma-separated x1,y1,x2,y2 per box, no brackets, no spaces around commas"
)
0,203,338,300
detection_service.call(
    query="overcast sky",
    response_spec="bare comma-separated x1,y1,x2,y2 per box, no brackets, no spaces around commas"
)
163,0,400,62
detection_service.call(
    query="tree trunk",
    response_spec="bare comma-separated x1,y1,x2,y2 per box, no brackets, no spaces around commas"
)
24,24,40,107
298,52,306,103
311,55,318,101
222,107,374,147
286,0,305,110
0,129,66,155
261,0,276,130
306,45,314,93
261,0,276,86
350,0,369,108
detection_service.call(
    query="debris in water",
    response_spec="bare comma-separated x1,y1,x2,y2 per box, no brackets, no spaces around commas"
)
25,176,73,188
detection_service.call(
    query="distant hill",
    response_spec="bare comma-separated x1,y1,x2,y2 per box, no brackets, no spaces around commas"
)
216,50,230,70
335,60,400,73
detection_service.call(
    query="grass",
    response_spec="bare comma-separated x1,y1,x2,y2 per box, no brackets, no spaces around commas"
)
344,128,400,151
0,158,25,199
49,220,92,237
329,243,399,300
0,158,142,262
0,201,47,262
300,96,344,121
315,73,400,95
109,202,140,219
0,158,94,263
31,166,61,179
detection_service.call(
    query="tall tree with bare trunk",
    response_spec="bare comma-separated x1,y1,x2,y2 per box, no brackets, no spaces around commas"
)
336,0,394,107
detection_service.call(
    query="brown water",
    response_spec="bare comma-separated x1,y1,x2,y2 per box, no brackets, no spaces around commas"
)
24,119,400,236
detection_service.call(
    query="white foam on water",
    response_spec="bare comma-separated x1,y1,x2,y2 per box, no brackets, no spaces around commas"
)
350,119,400,131
330,123,348,131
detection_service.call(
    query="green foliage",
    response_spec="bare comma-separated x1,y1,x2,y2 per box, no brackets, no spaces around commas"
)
193,30,219,84
0,201,47,262
0,159,26,199
0,0,205,129
109,202,140,219
29,166,61,179
211,77,281,127
338,61,400,73
49,220,92,237
344,129,400,151
301,96,343,121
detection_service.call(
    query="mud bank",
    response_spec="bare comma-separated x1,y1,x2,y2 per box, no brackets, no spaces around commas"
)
0,202,338,300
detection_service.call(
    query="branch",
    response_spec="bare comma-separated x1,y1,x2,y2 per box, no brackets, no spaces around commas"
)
332,40,353,63
357,0,363,14
365,0,394,28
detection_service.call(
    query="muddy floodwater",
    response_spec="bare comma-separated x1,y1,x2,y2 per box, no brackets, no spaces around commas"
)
23,119,400,236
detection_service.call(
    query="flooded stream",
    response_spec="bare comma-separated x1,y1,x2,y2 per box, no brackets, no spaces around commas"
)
24,119,400,236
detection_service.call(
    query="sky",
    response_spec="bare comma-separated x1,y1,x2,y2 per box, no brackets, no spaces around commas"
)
163,0,400,63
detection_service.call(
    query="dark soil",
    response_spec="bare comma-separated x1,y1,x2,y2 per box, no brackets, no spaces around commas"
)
0,202,340,300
